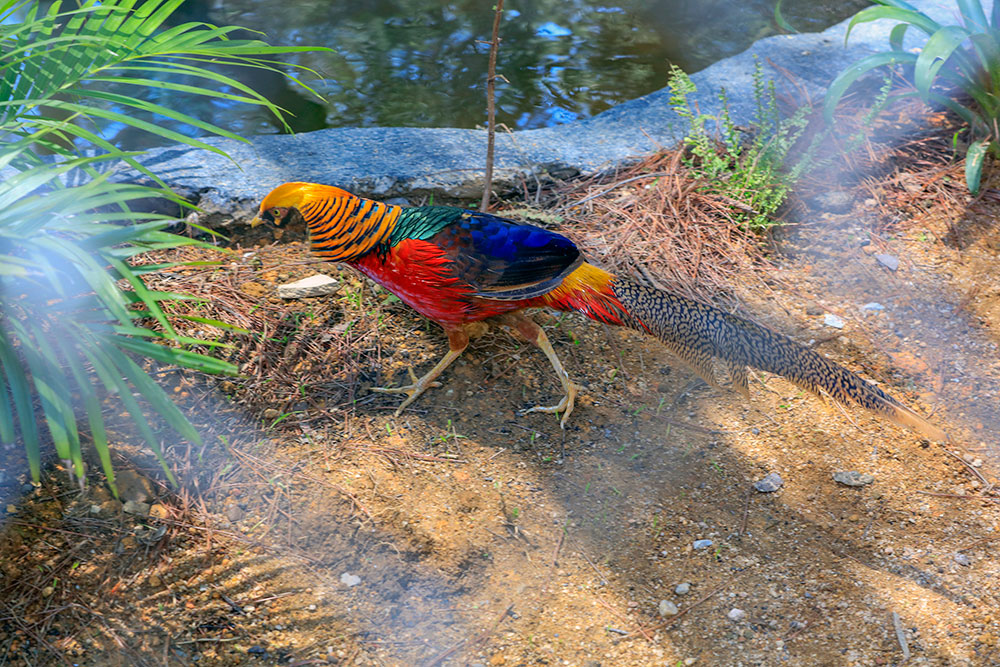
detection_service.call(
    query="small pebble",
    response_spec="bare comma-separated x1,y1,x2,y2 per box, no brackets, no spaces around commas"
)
5,504,16,515
226,506,246,522
148,575,162,587
42,586,54,597
675,582,691,595
658,600,679,617
875,254,899,271
728,608,746,622
308,604,317,611
692,539,713,550
122,500,151,516
862,302,885,311
823,313,845,329
754,472,784,493
833,471,875,487
340,572,361,587
954,553,971,567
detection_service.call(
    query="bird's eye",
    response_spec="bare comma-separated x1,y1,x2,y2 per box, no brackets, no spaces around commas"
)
271,207,282,218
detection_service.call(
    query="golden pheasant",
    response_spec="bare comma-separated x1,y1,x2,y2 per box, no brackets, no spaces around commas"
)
251,182,946,441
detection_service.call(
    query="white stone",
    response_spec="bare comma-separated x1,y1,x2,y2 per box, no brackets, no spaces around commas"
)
277,274,339,299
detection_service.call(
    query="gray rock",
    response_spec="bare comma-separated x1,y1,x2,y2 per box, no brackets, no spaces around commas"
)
833,471,875,487
810,190,853,213
675,582,691,595
122,500,151,516
875,254,900,271
862,302,885,311
692,539,713,550
340,572,361,587
658,600,679,617
823,313,845,329
225,506,246,522
116,469,156,504
728,608,747,622
954,553,971,566
754,472,784,493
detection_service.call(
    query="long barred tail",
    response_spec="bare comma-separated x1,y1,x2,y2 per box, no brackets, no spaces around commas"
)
544,266,946,441
610,278,947,441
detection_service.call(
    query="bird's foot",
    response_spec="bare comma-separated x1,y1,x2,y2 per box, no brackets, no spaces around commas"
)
520,382,579,429
372,367,441,416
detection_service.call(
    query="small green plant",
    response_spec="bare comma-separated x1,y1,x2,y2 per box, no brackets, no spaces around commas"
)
667,59,810,230
825,0,1000,193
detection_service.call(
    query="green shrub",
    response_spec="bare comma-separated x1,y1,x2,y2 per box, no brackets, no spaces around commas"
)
0,0,323,493
667,61,810,230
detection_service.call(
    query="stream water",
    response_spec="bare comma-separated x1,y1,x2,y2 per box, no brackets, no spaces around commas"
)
103,0,868,148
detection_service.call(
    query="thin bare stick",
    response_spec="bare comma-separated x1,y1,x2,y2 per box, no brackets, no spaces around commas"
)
891,611,911,662
423,602,513,666
941,448,994,493
738,488,752,537
480,0,504,212
552,522,566,566
596,596,654,642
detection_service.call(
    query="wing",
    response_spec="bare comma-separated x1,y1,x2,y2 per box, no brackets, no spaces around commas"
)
393,207,583,301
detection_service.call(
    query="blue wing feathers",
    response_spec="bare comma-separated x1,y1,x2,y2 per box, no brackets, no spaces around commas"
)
392,206,581,300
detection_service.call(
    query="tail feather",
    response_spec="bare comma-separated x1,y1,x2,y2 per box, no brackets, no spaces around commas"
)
606,278,947,441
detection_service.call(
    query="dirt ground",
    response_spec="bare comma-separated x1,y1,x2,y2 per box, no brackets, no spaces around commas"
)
2,114,999,666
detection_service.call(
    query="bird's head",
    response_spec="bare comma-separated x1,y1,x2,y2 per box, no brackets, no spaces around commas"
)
250,182,355,228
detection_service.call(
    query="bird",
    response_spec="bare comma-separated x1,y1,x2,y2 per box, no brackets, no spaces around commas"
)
251,181,947,442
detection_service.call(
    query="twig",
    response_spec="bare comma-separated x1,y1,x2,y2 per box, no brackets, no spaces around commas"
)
957,535,998,552
596,596,654,642
891,611,911,662
941,449,994,493
554,171,674,213
579,551,608,585
916,490,999,502
423,602,513,666
738,488,752,537
480,0,505,212
350,445,466,464
551,522,566,566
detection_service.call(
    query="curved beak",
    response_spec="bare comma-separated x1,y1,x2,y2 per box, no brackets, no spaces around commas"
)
249,216,265,228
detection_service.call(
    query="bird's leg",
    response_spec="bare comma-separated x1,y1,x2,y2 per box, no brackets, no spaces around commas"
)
373,325,470,416
499,312,580,429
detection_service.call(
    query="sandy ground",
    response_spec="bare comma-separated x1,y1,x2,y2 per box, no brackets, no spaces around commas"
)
1,123,999,667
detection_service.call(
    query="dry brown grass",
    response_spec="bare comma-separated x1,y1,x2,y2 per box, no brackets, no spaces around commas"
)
537,149,774,304
138,243,392,426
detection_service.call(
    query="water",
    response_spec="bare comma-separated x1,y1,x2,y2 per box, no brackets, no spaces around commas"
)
103,0,868,148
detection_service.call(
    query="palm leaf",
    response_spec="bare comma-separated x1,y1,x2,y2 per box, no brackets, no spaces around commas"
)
0,0,326,492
